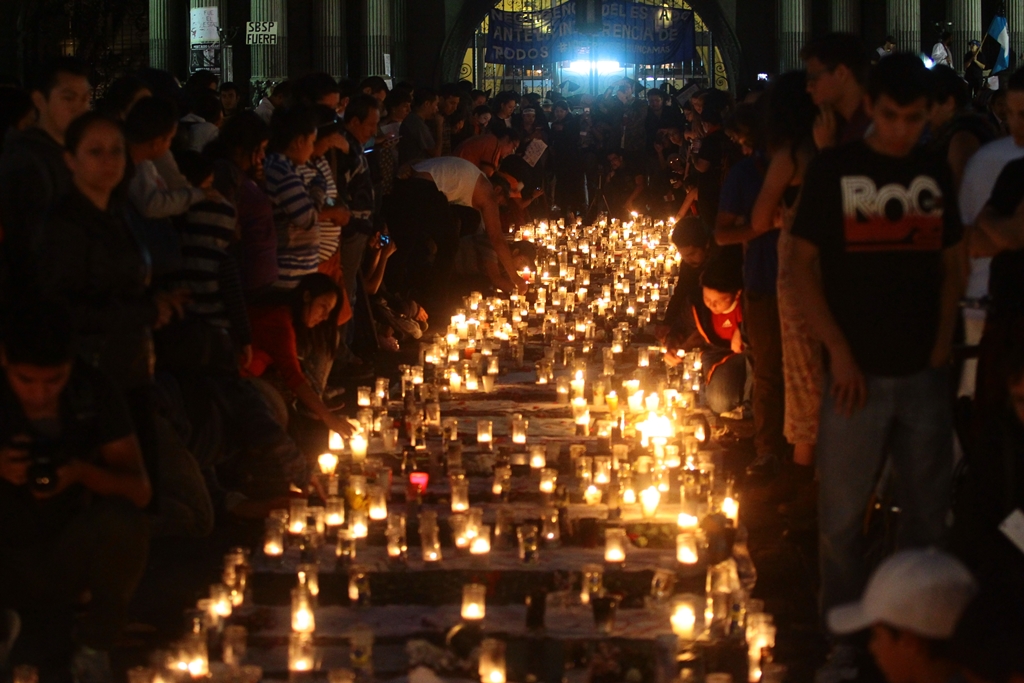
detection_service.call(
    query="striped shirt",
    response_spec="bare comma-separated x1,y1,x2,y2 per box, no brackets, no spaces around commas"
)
264,153,320,288
297,155,342,262
177,197,252,344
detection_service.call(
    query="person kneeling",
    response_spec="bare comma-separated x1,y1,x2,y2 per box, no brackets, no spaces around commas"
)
0,303,151,682
666,250,748,417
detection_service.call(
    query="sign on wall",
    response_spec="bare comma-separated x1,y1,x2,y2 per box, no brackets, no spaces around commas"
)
246,21,279,45
485,0,696,66
190,7,220,44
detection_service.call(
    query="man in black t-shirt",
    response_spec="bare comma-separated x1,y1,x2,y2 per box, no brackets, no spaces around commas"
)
789,55,966,669
0,304,150,680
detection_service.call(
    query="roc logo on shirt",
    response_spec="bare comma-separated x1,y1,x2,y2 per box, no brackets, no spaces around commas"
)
840,175,944,252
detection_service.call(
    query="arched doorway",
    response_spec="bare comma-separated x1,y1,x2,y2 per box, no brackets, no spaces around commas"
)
438,0,744,96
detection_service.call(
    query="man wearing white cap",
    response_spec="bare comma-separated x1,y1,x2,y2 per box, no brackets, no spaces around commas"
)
824,549,977,683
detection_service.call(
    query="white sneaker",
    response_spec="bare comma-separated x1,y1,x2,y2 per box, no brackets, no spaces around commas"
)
814,644,860,683
71,646,112,683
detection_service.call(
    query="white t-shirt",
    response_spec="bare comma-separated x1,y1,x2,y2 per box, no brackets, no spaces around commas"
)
931,42,953,67
959,135,1024,297
413,156,485,207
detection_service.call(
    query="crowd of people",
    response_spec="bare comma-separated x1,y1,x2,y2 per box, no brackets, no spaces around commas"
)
0,30,1023,683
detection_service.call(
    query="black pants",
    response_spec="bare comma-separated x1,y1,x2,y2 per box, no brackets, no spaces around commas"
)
0,496,149,653
745,291,786,458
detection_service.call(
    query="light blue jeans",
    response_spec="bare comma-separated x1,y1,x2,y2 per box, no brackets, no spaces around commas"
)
817,367,952,617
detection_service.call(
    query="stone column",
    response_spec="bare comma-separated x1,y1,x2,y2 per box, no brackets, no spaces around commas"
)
189,0,232,82
364,0,392,77
947,0,980,74
391,0,408,81
887,0,920,56
249,0,287,87
150,0,173,70
830,0,860,34
1007,5,1024,70
311,0,345,79
778,0,811,73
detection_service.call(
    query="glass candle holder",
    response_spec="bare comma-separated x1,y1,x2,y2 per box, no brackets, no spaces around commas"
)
356,386,372,407
487,356,500,375
541,508,560,544
451,477,470,512
591,595,619,634
222,624,247,667
382,427,399,451
640,486,661,518
671,594,699,639
325,496,345,528
209,583,232,618
386,529,407,561
318,451,339,476
264,518,285,556
288,632,316,672
470,524,492,555
288,499,308,535
510,414,528,445
482,374,495,393
329,430,345,452
517,524,539,563
291,587,315,633
350,433,368,464
348,565,371,605
593,456,612,484
477,420,493,450
583,484,602,505
336,529,357,562
367,485,388,520
478,638,507,683
677,532,699,564
604,527,627,564
722,496,740,525
580,563,604,605
492,465,511,496
349,508,368,539
555,376,570,404
529,444,546,469
539,468,558,494
297,563,319,603
420,523,442,562
461,583,487,620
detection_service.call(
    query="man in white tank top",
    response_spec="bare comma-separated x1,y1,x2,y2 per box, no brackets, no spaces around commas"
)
412,156,528,294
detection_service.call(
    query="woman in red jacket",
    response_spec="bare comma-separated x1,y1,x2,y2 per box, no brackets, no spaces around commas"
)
245,273,354,438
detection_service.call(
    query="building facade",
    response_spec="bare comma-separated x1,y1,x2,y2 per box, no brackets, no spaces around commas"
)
0,0,1017,99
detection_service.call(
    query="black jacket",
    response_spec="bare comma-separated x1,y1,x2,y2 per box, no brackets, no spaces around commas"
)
37,190,158,391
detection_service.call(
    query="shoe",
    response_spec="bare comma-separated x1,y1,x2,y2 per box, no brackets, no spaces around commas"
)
0,609,19,670
72,646,113,683
815,644,860,683
745,452,779,482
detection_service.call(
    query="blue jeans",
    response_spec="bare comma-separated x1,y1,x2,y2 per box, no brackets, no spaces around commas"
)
817,367,952,617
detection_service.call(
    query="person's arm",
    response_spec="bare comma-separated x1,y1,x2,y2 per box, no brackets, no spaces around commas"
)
294,382,354,437
931,241,968,368
976,201,1024,251
673,186,699,222
624,173,646,213
362,235,397,295
128,163,206,219
57,435,152,508
474,175,528,294
947,131,982,191
691,157,711,173
789,236,866,415
751,148,797,234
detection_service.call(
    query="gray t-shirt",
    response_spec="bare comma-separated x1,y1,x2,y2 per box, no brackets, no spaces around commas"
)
398,113,435,165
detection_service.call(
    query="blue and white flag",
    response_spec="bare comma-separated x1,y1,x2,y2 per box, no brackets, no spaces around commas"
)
979,12,1010,74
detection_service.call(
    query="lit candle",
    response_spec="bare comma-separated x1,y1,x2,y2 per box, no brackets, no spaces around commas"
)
288,633,315,672
357,386,372,407
539,468,558,494
350,433,368,463
450,371,463,392
451,478,470,512
264,520,284,556
627,391,645,414
329,430,345,451
570,370,586,399
529,445,546,469
511,415,528,445
470,525,491,555
670,597,697,639
318,451,339,476
677,512,699,529
584,484,602,505
604,527,626,564
722,496,740,525
677,532,698,564
479,638,507,683
288,499,308,535
368,485,388,520
477,420,493,449
461,583,486,620
350,509,368,538
606,391,619,414
639,486,661,518
291,588,315,633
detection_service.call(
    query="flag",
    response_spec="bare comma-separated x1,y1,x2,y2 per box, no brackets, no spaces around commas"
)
978,12,1011,74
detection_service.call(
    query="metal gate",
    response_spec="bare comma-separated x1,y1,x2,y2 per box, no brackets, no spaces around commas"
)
462,0,728,98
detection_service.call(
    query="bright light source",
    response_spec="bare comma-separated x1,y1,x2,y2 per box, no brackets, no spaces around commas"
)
566,60,622,75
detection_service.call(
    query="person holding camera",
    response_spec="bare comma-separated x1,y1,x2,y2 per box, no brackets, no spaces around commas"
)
0,303,150,681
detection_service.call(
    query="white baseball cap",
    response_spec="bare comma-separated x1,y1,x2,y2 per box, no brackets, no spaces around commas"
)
828,548,977,639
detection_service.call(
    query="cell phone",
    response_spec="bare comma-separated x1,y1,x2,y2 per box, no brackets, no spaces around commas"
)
379,234,391,246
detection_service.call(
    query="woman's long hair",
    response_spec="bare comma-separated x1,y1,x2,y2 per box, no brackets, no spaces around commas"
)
287,273,343,358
